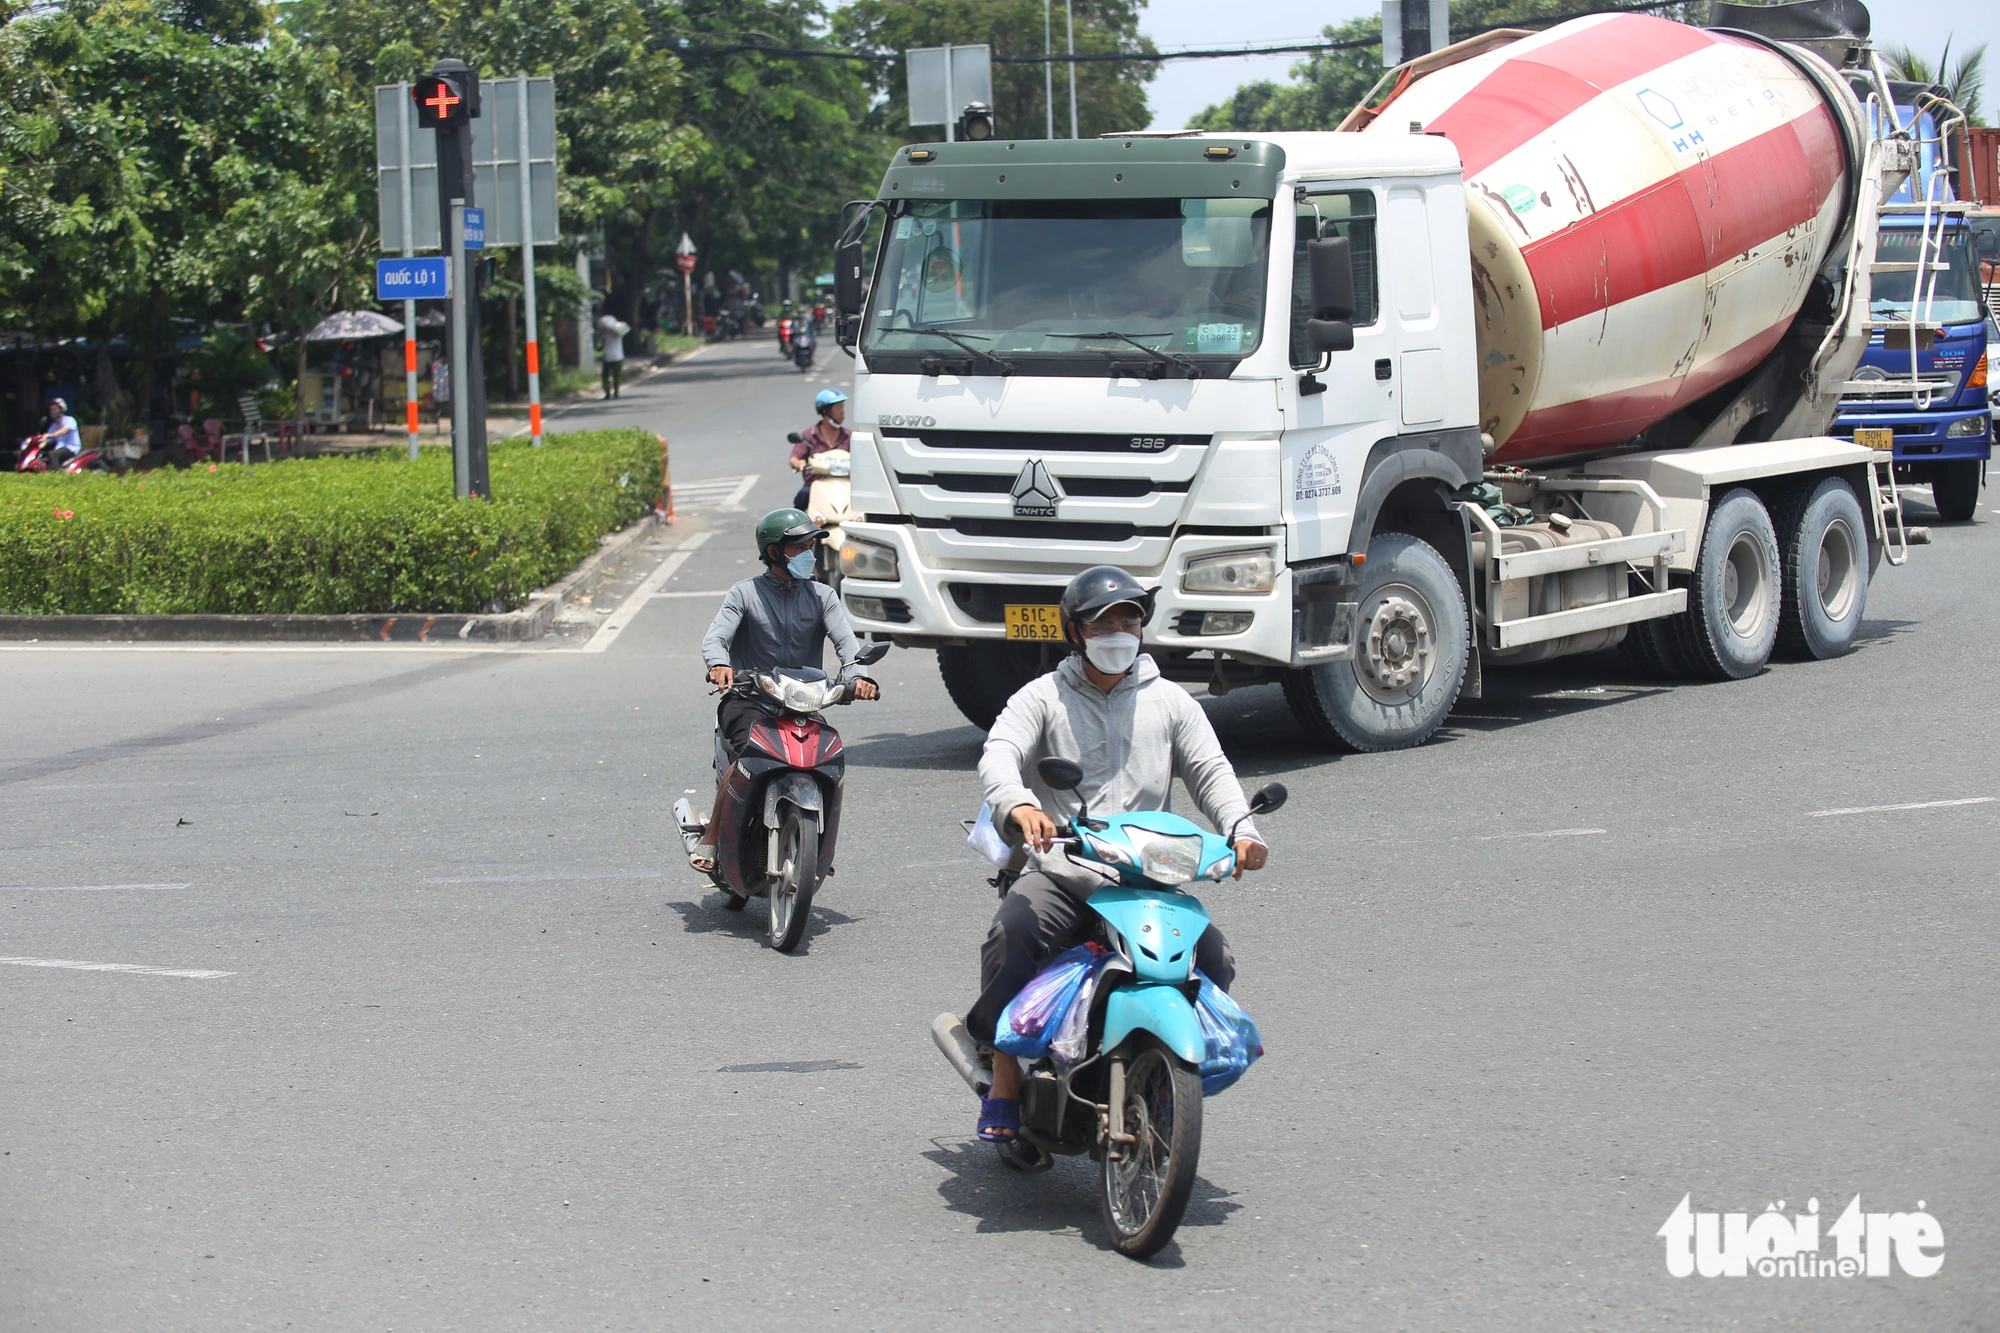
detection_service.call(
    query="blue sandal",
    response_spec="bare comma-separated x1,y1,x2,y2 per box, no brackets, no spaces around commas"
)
977,1096,1020,1142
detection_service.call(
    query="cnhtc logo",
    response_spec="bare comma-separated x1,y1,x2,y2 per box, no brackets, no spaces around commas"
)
1659,1195,1943,1278
1011,459,1063,518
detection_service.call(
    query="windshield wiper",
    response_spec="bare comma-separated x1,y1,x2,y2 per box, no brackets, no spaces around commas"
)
1048,331,1201,378
897,327,1016,375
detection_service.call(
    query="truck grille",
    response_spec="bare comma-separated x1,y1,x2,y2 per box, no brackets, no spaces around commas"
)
881,428,1208,454
897,472,1185,498
948,583,1064,623
914,516,1164,542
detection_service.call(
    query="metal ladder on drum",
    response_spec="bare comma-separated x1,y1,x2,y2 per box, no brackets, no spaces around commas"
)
1848,81,1969,566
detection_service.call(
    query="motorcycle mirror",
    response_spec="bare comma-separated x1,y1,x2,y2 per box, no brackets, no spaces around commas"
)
786,432,803,444
1037,757,1084,791
856,641,890,665
1248,782,1288,816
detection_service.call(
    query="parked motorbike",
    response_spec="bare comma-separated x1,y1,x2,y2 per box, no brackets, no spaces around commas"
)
786,435,853,585
791,317,817,371
673,641,890,952
933,756,1286,1258
15,435,105,474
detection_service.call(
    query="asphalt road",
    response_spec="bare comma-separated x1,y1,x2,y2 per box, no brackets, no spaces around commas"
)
2,338,1995,1330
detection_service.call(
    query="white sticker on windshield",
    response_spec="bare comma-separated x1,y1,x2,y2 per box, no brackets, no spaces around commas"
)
1197,323,1244,354
893,217,915,239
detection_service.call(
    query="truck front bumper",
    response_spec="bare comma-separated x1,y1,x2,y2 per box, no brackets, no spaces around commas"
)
837,521,1357,670
1833,406,1992,462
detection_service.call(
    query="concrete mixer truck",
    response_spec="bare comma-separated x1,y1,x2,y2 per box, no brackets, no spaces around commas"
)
829,2,1933,751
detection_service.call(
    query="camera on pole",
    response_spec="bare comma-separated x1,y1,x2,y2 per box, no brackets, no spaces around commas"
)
956,102,997,142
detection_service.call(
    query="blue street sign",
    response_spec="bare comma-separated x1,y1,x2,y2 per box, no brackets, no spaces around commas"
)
376,256,450,301
462,207,485,250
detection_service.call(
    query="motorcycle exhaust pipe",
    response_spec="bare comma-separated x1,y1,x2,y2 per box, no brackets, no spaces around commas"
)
931,1013,991,1096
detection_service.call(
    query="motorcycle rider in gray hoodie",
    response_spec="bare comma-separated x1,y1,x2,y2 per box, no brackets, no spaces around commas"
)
968,565,1267,1143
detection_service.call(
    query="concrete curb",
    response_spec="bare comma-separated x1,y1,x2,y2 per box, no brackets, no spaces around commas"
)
0,511,669,644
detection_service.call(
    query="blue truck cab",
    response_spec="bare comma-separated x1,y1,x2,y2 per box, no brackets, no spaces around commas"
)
1833,91,1992,521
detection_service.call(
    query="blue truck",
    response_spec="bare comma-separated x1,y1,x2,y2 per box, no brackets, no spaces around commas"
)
1833,87,1991,522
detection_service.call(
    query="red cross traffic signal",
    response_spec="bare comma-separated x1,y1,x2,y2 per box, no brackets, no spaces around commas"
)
413,75,467,129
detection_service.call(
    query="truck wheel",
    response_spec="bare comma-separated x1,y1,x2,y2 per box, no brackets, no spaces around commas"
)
1282,532,1468,752
938,643,1051,731
1620,616,1690,680
1774,477,1869,661
1930,459,1982,522
1671,488,1780,680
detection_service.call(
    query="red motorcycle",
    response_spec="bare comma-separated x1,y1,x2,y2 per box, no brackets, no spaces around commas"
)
675,642,889,952
15,435,105,473
776,316,794,358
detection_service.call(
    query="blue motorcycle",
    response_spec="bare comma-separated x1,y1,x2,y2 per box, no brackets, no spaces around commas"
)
934,756,1285,1258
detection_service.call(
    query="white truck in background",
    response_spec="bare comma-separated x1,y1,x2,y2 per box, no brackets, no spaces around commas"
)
829,2,1937,750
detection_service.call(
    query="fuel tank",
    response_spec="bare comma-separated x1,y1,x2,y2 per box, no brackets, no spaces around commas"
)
1360,13,1866,464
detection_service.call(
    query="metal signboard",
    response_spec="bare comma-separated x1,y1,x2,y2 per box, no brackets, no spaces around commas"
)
376,82,440,252
470,76,560,246
376,256,450,301
906,44,992,128
462,207,486,250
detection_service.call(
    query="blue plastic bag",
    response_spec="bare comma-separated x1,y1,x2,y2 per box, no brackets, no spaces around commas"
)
995,943,1110,1058
1194,971,1263,1096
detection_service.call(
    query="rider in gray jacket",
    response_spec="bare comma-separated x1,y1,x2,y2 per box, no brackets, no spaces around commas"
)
967,566,1266,1144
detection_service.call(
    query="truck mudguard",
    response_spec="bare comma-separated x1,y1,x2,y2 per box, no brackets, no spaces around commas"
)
1345,426,1485,557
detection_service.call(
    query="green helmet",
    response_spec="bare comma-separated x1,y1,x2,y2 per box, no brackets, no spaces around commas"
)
755,507,827,561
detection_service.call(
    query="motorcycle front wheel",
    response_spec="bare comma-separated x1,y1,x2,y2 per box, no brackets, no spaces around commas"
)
1101,1037,1203,1259
766,807,817,952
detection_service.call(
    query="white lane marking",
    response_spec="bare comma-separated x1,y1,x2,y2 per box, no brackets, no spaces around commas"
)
721,474,760,511
671,474,761,514
422,870,661,885
582,532,715,655
0,955,233,979
651,589,732,599
1472,827,1606,841
0,643,507,654
1809,797,1995,818
0,883,190,892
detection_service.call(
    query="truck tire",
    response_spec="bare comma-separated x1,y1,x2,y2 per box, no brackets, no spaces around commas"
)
1670,487,1781,680
1621,616,1690,680
1930,459,1982,522
938,643,1051,731
1774,476,1869,661
1282,532,1469,752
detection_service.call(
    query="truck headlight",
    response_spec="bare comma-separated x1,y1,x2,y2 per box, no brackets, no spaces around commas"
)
1182,549,1275,594
1946,416,1987,437
840,537,900,581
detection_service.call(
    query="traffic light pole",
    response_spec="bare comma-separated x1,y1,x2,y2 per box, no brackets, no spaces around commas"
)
431,58,489,498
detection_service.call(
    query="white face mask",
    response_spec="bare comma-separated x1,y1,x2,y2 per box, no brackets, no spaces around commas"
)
1083,631,1140,675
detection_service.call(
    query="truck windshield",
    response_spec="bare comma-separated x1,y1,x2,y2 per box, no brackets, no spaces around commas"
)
1871,226,1986,326
863,198,1273,373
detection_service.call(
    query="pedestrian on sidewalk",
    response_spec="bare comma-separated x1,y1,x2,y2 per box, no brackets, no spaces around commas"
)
598,313,631,399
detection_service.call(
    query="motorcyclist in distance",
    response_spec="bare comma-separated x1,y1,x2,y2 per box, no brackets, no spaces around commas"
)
967,565,1268,1144
791,388,849,510
37,398,81,462
689,507,879,873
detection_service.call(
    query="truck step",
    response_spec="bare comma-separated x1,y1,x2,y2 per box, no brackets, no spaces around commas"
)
1876,200,1975,214
1868,261,1949,274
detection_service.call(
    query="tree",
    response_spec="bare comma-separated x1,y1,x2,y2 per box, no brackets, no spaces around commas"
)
1190,1,1705,133
1882,41,1987,127
833,0,1157,141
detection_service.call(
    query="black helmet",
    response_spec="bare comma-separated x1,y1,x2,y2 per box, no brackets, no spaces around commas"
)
755,506,826,562
1059,565,1156,648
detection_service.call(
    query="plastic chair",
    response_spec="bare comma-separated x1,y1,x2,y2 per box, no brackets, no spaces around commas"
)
180,422,220,465
223,395,272,463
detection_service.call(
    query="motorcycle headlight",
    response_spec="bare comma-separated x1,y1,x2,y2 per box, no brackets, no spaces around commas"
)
1080,829,1138,869
825,458,852,476
840,538,900,582
1182,549,1276,594
782,678,829,712
1122,828,1204,886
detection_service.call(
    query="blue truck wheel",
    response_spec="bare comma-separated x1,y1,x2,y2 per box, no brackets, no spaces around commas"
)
1931,459,1983,523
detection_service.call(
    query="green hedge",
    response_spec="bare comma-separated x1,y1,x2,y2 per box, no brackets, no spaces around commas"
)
0,430,662,614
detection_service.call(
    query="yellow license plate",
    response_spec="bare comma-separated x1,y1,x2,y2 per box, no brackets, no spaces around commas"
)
1854,427,1895,451
1004,604,1064,641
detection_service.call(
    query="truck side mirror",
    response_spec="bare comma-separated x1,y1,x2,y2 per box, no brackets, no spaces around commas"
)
834,241,865,317
1306,235,1356,353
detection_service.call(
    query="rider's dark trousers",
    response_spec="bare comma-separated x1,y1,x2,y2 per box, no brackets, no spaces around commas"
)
966,871,1235,1045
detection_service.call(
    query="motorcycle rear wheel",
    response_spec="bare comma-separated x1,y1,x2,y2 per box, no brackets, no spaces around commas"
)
1100,1037,1203,1259
766,807,817,952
